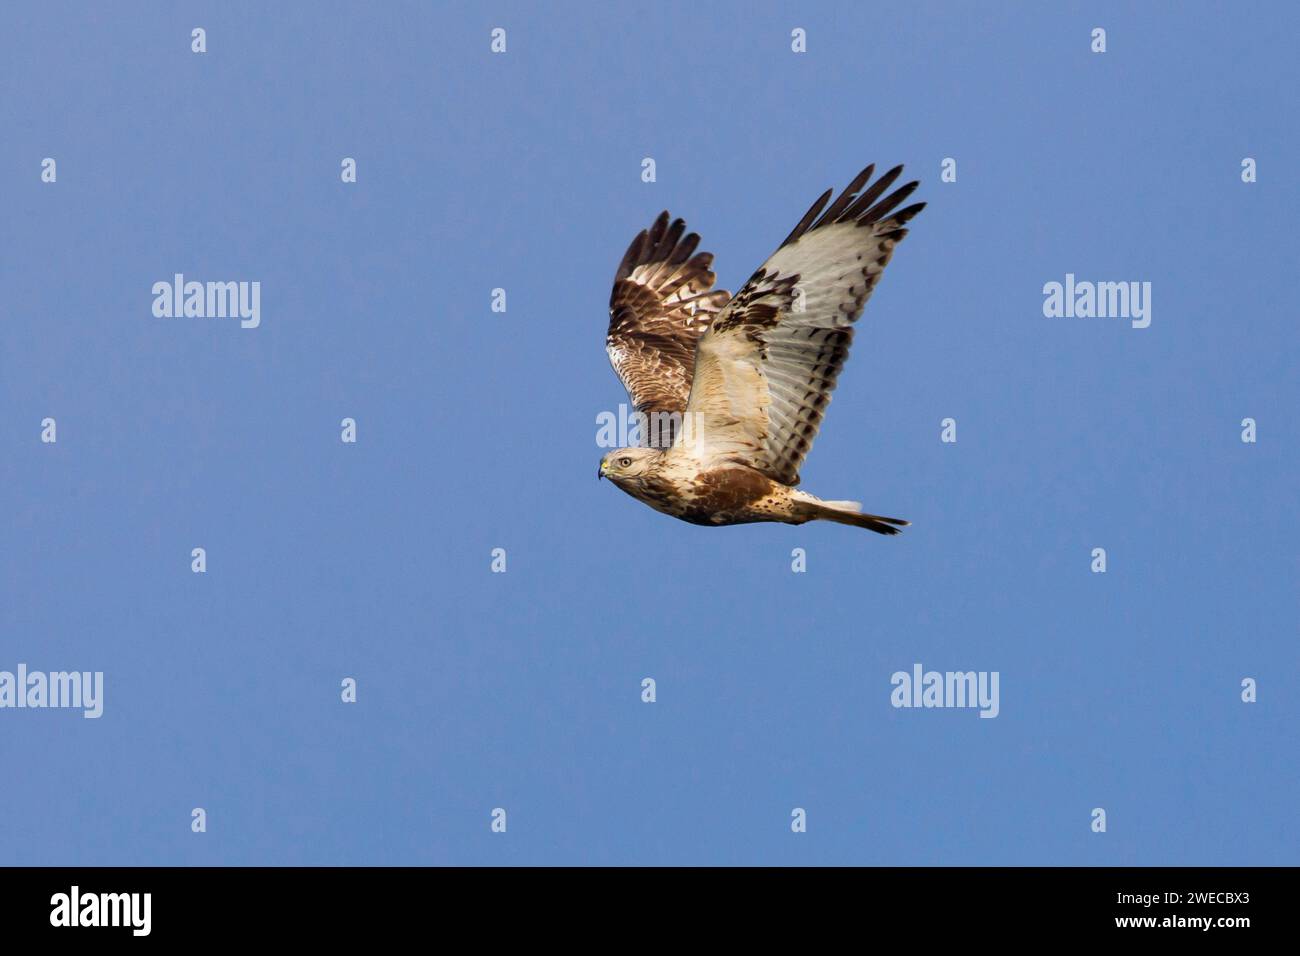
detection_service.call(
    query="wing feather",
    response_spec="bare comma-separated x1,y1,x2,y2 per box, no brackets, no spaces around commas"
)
681,165,925,484
607,212,730,447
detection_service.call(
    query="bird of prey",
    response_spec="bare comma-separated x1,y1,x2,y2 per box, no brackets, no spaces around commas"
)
599,163,924,534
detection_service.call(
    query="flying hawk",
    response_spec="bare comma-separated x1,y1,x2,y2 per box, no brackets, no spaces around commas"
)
599,163,924,534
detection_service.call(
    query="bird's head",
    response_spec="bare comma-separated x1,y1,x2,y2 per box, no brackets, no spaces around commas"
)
598,446,659,485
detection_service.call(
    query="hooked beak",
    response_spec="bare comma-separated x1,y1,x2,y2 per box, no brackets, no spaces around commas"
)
598,459,605,480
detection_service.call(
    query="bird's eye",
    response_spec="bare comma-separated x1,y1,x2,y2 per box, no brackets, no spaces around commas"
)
619,457,633,468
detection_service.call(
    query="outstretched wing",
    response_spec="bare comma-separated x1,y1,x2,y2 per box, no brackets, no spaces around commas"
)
681,164,924,485
607,212,730,446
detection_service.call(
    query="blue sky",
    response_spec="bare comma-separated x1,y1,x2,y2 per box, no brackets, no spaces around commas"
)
1,2,1296,865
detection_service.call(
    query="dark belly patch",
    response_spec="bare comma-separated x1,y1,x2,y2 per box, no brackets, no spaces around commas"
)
683,466,776,522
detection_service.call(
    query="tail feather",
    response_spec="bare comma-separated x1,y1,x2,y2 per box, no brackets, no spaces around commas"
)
794,494,909,535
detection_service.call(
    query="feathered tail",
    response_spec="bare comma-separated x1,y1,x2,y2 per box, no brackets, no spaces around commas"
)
792,493,910,536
